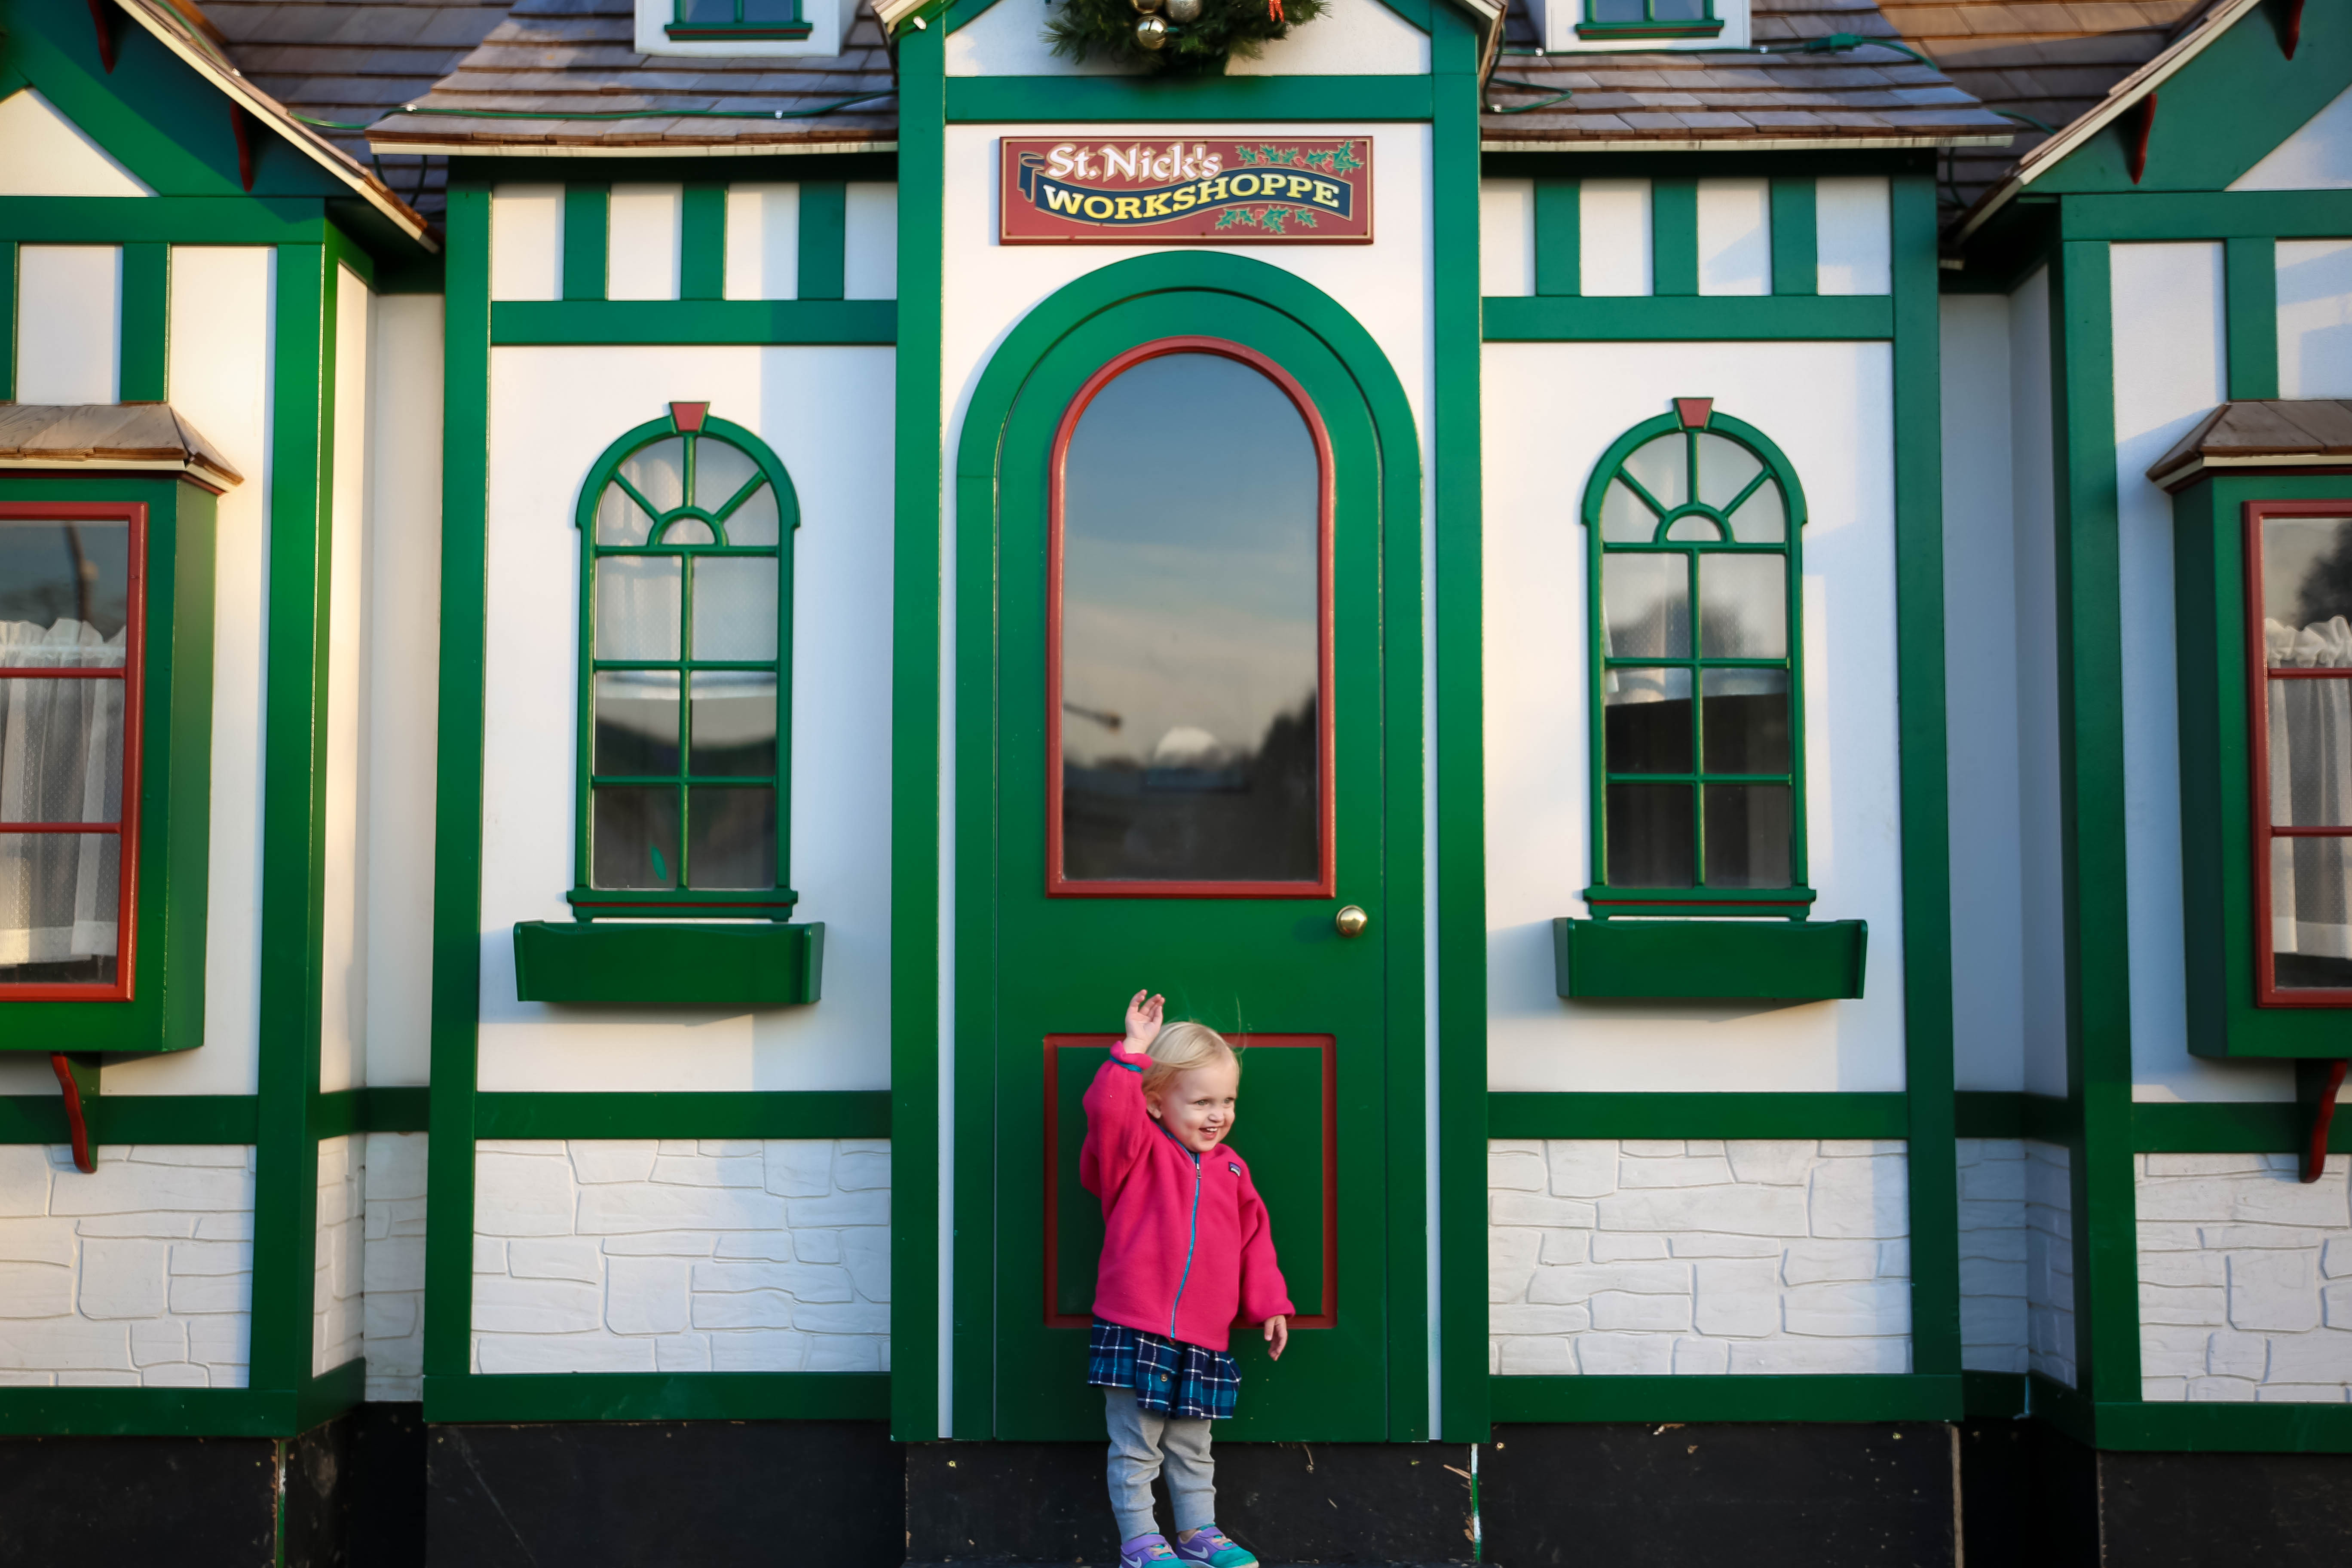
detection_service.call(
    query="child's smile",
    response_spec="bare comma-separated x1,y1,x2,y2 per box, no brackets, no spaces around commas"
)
1149,1061,1241,1155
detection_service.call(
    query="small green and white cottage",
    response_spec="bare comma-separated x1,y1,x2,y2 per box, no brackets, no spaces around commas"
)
1,0,2350,1560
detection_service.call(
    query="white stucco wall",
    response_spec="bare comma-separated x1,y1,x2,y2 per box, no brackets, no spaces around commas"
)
1481,340,1905,1092
1941,294,2027,1093
1489,1139,1912,1375
470,1137,889,1373
0,1145,254,1387
106,245,277,1098
364,295,446,1089
478,344,894,1093
2138,1153,2352,1401
2010,269,2069,1101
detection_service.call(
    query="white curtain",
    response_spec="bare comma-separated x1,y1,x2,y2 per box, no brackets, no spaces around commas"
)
2266,615,2352,964
0,618,126,971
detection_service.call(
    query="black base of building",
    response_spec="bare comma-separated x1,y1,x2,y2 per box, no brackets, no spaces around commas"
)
10,1415,2352,1565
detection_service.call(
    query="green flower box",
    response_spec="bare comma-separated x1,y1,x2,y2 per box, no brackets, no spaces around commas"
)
512,921,824,1007
1553,916,1867,1001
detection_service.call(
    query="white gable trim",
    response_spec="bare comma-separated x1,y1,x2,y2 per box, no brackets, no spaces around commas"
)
0,88,153,197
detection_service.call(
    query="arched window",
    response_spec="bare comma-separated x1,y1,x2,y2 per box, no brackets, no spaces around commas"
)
570,401,800,917
1580,398,1808,912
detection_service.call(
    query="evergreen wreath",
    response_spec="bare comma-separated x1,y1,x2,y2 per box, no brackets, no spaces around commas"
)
1044,0,1329,77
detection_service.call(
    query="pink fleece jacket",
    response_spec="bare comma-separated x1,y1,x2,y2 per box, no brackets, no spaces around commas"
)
1080,1038,1293,1352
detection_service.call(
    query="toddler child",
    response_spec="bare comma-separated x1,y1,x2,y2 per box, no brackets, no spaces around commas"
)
1081,990,1292,1568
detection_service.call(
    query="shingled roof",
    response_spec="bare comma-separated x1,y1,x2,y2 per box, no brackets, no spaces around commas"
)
362,0,898,156
204,0,510,216
1878,0,2211,220
1477,0,2014,151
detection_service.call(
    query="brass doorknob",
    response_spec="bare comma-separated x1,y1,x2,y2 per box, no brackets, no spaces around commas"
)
1334,905,1369,938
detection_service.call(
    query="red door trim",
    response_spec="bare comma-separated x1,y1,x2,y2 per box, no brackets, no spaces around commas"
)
1044,337,1338,899
0,502,147,1002
1042,1033,1339,1332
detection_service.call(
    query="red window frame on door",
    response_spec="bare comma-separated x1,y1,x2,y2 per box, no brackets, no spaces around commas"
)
1044,337,1338,898
0,501,147,1001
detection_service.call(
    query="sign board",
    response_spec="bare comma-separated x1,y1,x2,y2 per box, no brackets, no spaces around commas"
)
999,137,1374,245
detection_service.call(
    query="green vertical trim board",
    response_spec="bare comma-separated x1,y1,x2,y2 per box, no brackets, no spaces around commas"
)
2223,235,2278,401
1890,168,1960,1382
682,182,726,301
562,184,608,302
1651,178,1697,297
1430,1,1483,1445
2049,235,2141,1405
1770,178,1816,296
424,182,493,1391
1532,178,1578,297
0,241,15,401
798,181,847,302
886,20,946,1445
248,243,334,1403
118,242,168,402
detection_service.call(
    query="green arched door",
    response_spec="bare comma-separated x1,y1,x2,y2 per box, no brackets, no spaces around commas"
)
971,271,1416,1442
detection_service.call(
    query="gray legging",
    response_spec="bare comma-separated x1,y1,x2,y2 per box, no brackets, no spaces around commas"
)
1104,1386,1217,1541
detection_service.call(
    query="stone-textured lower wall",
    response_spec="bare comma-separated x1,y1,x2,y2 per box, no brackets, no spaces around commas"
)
0,1144,255,1387
362,1132,427,1401
313,1135,363,1376
1958,1137,2027,1372
1488,1139,1911,1375
471,1138,889,1374
2025,1140,2076,1387
2138,1152,2352,1402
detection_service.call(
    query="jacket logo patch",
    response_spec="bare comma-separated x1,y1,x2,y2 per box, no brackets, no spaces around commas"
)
1227,1163,1242,1176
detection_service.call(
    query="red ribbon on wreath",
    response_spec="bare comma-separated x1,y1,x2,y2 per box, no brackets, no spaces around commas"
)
1269,0,1283,20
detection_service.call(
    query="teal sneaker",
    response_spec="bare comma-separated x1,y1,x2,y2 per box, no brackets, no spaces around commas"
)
1119,1534,1178,1567
1173,1525,1259,1568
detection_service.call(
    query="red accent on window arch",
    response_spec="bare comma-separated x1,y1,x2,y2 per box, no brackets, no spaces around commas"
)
669,401,710,433
2124,95,2158,185
1673,397,1714,431
1044,337,1338,900
0,502,148,1003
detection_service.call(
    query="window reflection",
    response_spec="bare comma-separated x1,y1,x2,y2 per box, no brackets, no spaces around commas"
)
1057,351,1323,885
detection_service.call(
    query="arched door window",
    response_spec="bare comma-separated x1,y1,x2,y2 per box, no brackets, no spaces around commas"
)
571,402,800,917
1046,340,1334,896
1580,398,1808,912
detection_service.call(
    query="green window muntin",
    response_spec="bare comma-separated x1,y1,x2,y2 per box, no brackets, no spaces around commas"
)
668,0,812,41
1579,0,1722,40
571,402,801,919
1580,400,1810,918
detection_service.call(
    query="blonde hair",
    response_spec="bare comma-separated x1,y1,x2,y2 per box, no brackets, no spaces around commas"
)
1141,1021,1237,1099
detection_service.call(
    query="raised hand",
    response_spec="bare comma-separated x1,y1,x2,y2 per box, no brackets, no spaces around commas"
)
1123,989,1166,1051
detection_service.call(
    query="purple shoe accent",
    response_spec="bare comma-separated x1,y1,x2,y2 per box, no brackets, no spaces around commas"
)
1120,1532,1179,1567
1173,1524,1259,1568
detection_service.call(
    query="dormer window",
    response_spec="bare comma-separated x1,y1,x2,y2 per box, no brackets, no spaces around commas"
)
668,0,811,41
1581,0,1722,41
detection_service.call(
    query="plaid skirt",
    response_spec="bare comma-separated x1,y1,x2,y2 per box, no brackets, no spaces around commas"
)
1086,1318,1241,1421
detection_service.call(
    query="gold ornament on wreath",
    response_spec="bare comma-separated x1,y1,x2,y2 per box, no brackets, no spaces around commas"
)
1047,0,1326,75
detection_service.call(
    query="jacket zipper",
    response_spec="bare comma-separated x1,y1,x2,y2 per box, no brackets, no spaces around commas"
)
1168,1147,1201,1337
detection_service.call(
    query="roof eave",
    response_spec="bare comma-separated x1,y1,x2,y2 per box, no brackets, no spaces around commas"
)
1480,132,2014,153
1953,0,2263,248
112,0,436,251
